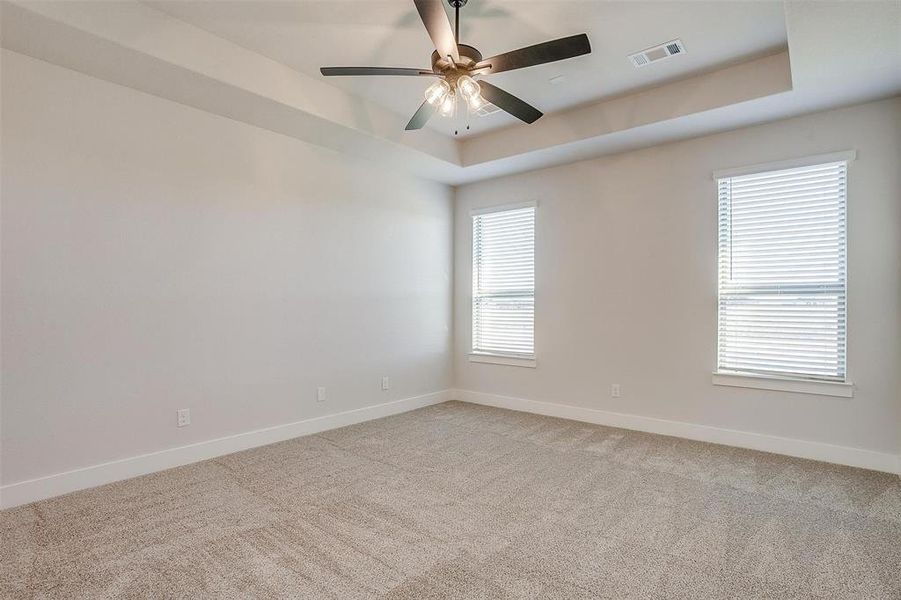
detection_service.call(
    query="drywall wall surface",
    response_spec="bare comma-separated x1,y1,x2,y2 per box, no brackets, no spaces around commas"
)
1,50,453,485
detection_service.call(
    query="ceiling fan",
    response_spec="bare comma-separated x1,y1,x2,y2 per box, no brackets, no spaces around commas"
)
320,0,591,132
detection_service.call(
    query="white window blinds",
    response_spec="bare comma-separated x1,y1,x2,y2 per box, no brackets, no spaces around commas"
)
717,161,848,382
472,204,535,358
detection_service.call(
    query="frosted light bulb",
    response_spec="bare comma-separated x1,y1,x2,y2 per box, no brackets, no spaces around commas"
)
457,75,480,99
439,91,456,117
424,79,450,106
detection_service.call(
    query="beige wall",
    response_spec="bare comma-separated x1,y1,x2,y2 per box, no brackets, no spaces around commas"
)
455,97,901,456
1,51,453,485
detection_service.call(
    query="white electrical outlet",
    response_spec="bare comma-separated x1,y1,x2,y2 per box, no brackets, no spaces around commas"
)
177,408,191,427
381,376,390,391
317,386,327,402
611,384,621,398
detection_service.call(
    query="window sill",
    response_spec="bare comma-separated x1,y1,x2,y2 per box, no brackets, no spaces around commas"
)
712,372,853,398
469,354,537,368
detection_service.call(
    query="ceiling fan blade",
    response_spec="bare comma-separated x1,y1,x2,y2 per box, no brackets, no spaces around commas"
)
413,0,460,63
320,67,437,77
474,33,591,75
477,81,543,124
405,100,438,130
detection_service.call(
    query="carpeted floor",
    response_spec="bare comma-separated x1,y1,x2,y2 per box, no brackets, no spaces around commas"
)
2,401,900,599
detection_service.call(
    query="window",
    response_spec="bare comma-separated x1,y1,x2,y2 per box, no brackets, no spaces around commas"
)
471,203,535,363
716,158,848,383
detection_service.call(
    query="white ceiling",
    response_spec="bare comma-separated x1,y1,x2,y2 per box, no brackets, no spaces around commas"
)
147,0,788,138
5,0,898,184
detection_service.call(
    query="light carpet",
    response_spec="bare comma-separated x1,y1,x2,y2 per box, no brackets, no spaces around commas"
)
2,401,900,599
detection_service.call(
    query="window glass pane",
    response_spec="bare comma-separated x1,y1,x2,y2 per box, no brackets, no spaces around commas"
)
717,162,847,381
472,206,535,358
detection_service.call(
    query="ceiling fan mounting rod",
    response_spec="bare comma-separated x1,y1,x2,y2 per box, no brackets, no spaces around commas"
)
448,0,467,43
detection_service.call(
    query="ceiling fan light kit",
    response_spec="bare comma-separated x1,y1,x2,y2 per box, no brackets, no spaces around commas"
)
320,0,591,132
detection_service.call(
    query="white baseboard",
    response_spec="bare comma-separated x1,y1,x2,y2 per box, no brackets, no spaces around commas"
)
453,389,900,475
0,390,452,510
4,388,895,510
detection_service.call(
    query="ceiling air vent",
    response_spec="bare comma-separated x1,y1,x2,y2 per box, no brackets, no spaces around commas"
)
476,103,502,117
629,39,686,68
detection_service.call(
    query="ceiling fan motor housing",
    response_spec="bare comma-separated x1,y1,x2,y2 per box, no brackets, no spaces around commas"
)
431,44,483,85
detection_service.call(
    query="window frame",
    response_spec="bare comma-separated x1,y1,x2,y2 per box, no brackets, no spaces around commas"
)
469,201,537,368
711,151,855,397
